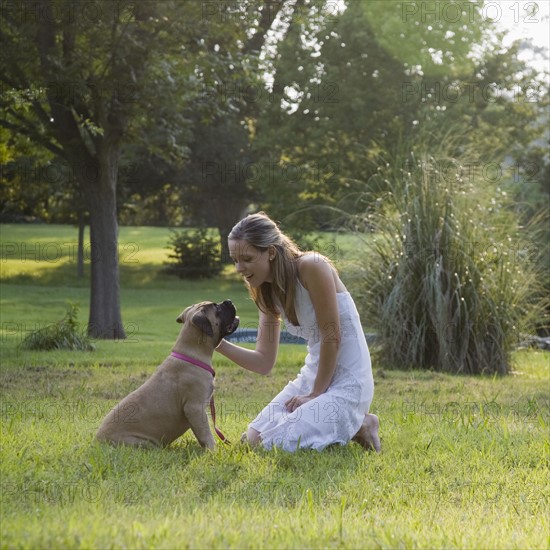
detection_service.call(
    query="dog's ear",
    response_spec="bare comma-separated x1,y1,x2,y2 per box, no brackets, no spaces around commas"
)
223,322,238,337
191,311,214,337
176,305,192,324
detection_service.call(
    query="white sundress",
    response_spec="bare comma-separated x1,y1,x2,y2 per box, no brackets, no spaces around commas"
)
248,279,374,452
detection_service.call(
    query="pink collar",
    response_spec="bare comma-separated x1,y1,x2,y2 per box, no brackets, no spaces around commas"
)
171,351,215,377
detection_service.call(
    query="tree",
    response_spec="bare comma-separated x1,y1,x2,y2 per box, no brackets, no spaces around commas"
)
255,0,412,226
0,1,214,337
178,0,302,260
252,0,548,226
0,126,55,222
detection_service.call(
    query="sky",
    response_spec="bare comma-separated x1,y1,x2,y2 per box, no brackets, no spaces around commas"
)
493,0,549,72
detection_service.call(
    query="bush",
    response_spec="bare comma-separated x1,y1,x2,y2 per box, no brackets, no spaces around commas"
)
165,228,223,279
348,149,545,375
21,303,94,351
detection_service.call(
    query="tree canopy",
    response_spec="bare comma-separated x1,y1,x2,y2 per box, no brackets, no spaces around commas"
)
1,0,547,338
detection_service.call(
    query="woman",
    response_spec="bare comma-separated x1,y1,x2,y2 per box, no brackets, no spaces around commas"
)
216,212,380,452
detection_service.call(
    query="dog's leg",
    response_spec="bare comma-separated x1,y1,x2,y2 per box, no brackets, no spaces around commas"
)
184,402,216,450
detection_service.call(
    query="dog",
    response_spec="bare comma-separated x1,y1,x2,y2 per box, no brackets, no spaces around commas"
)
96,300,239,449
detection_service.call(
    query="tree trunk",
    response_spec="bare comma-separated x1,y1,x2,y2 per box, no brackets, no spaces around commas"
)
86,147,126,339
77,213,85,279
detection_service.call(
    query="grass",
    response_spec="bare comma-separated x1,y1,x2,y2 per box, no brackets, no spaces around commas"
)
1,224,549,549
0,224,358,289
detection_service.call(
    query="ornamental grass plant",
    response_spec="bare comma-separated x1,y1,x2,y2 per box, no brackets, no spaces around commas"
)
348,143,545,375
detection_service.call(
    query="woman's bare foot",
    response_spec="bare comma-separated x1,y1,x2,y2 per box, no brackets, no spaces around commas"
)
241,428,262,447
352,413,381,452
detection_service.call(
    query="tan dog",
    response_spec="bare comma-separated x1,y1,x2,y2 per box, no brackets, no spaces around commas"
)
96,300,239,449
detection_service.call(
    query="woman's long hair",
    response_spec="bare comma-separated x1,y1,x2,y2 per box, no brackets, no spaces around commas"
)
228,212,303,325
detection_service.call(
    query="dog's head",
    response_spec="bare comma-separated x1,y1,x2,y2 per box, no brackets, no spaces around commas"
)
177,300,239,345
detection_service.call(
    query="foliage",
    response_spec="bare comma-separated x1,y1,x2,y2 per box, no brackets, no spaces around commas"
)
165,228,223,279
20,303,94,351
177,0,299,261
2,0,546,238
254,0,548,232
360,0,488,77
348,138,545,375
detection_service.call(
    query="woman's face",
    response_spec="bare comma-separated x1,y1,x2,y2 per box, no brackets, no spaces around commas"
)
228,239,273,288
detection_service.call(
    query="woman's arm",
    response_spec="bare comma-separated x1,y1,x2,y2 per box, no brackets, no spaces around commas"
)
216,309,280,375
286,255,341,411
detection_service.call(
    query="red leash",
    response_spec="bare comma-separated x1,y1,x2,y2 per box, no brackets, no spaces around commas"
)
171,351,230,445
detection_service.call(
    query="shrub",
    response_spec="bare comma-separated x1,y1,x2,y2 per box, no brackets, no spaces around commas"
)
348,149,544,375
165,228,223,279
21,303,94,351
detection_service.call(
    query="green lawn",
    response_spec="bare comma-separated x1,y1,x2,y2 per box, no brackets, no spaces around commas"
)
1,224,548,549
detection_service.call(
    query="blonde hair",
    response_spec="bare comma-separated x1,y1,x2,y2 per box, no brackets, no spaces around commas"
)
228,212,303,325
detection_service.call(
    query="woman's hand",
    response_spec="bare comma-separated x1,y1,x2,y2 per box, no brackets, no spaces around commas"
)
285,393,319,413
215,311,280,376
